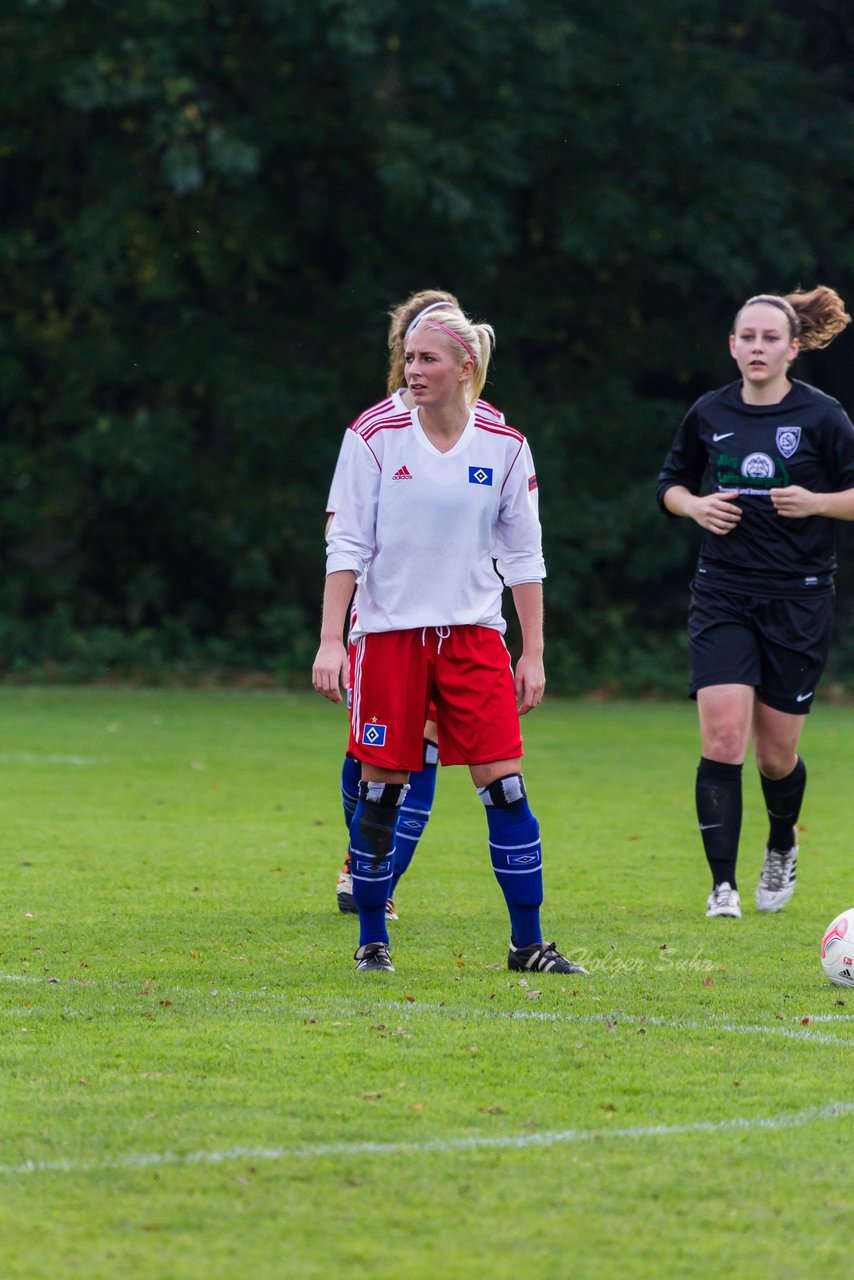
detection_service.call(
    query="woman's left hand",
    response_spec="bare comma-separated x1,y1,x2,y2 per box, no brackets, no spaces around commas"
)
770,485,821,519
515,653,545,715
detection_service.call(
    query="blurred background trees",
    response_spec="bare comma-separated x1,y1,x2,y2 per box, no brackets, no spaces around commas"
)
3,0,854,689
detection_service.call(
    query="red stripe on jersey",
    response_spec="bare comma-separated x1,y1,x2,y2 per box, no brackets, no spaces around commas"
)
347,396,395,433
499,439,526,495
359,414,410,443
475,397,505,424
348,399,410,444
473,416,525,443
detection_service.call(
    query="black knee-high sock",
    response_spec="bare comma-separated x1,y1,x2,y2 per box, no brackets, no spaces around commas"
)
760,756,806,853
696,757,743,889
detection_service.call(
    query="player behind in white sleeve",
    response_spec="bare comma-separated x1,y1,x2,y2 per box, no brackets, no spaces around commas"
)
326,290,506,921
313,307,588,975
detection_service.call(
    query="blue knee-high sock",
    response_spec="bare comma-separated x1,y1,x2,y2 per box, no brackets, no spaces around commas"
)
350,780,409,947
478,774,543,948
391,739,438,896
341,755,360,835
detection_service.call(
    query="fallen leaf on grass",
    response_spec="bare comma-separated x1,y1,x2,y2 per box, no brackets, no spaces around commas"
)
801,1016,810,1025
703,976,714,987
362,1091,383,1100
525,990,542,999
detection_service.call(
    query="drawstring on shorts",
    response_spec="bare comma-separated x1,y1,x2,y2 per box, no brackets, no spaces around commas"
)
420,625,452,655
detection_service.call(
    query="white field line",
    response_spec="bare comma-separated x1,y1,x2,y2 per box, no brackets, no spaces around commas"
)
0,753,96,765
1,975,853,1041
1,1100,852,1178
306,997,854,1047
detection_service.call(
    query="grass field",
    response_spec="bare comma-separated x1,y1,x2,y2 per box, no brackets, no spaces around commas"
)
0,685,852,1279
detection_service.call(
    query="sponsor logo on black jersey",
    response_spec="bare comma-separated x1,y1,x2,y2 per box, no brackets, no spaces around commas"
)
469,466,493,486
716,451,789,492
776,426,802,458
741,452,776,480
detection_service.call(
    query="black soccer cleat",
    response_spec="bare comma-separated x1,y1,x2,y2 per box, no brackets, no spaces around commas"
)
507,938,588,975
354,942,395,972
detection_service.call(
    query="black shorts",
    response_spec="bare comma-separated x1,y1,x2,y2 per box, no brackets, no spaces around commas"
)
687,578,835,715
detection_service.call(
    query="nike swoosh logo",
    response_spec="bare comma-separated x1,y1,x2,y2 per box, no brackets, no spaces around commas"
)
699,823,722,831
712,432,734,442
795,692,814,703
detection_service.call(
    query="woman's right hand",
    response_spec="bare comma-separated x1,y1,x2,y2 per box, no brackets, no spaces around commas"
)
690,490,742,535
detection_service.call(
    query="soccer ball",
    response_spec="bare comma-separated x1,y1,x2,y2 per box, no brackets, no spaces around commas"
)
820,908,854,989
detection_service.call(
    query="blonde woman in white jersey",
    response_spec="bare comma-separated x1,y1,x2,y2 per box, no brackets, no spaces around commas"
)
326,291,506,922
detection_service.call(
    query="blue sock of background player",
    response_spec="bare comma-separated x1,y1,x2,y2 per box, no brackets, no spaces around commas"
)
390,740,438,897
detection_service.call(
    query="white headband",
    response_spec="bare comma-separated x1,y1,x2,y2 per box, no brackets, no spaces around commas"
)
405,301,455,338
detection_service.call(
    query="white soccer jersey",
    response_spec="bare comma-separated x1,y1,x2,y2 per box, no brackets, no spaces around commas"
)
325,391,505,514
326,406,545,638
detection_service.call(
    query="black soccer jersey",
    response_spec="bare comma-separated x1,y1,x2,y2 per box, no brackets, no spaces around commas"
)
657,378,854,592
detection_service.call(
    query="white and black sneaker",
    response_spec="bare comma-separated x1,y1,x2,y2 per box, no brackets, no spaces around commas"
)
755,845,799,913
705,882,742,918
507,938,588,975
336,856,357,914
354,942,394,972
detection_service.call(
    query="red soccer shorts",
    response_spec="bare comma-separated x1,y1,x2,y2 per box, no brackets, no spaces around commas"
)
348,625,523,771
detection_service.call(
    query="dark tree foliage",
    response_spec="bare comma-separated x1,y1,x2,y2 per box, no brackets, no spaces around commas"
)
2,0,854,687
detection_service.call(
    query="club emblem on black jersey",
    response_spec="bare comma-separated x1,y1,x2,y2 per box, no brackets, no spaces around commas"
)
776,427,801,459
469,466,493,486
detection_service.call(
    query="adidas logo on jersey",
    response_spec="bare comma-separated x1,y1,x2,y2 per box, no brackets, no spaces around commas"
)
392,465,413,481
